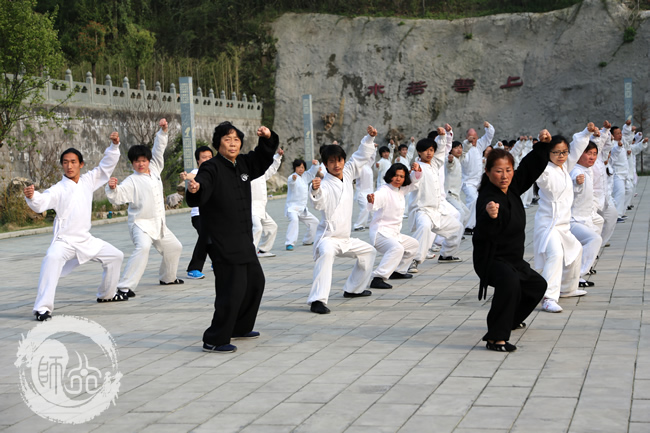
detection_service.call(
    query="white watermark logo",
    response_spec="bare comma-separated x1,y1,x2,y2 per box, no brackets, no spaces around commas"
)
14,315,122,424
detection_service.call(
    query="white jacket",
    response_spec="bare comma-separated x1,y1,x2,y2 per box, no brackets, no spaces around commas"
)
285,162,319,215
251,153,282,218
460,124,495,188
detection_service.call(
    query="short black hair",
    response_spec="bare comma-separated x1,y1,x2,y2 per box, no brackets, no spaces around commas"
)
195,146,214,162
584,141,598,153
451,140,462,149
292,159,307,170
60,148,83,164
320,145,346,165
383,163,412,187
378,146,390,155
398,144,408,151
212,121,244,149
549,135,570,152
427,130,439,140
416,138,437,153
128,145,152,163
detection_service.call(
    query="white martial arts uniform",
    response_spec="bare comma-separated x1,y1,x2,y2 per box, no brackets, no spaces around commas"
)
628,134,648,203
353,162,374,230
570,163,603,275
534,127,591,301
444,154,470,227
375,143,395,189
308,134,378,305
251,152,282,252
460,124,495,229
593,128,617,245
510,138,534,206
368,171,422,280
394,140,416,166
610,137,633,218
106,129,182,290
27,143,124,314
285,163,320,246
408,134,463,262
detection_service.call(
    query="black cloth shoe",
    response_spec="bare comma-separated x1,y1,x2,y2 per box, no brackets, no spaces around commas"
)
310,300,330,314
97,291,129,302
202,343,237,353
579,280,595,288
343,289,372,298
35,311,52,321
232,331,260,339
464,228,474,236
160,278,184,285
486,341,517,352
119,289,136,298
389,272,413,279
438,256,461,263
370,277,392,289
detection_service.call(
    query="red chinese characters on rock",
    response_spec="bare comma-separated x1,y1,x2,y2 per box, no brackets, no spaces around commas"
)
367,83,385,96
500,76,523,89
406,81,427,96
452,79,475,93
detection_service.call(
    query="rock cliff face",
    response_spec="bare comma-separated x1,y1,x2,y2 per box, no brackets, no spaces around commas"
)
272,0,650,175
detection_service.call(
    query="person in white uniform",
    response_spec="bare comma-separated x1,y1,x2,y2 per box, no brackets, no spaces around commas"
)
107,119,183,297
535,123,596,313
445,140,470,227
407,126,464,273
394,137,416,166
285,158,320,250
367,162,422,289
307,125,379,314
24,132,126,320
460,121,495,234
251,148,283,257
610,125,633,220
353,158,374,231
593,121,618,246
375,142,395,189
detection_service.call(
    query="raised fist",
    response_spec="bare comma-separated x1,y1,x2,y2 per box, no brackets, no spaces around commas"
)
486,201,499,219
110,132,120,145
257,126,271,138
24,185,35,199
108,177,118,189
367,193,374,204
159,118,168,133
411,162,421,172
312,177,321,190
576,174,585,185
367,125,378,137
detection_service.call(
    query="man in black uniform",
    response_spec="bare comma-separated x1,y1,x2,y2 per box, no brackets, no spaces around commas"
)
186,121,279,353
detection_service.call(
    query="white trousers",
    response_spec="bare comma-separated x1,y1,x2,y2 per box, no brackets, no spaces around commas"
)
118,225,182,290
411,209,463,262
446,195,470,227
462,183,478,229
372,233,419,279
624,176,635,210
521,186,534,206
285,209,319,246
354,190,372,229
598,198,618,246
308,237,376,304
612,175,633,217
570,222,602,275
541,230,582,301
252,212,278,252
34,240,124,314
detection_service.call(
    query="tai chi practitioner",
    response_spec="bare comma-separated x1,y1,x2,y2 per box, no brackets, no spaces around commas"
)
593,122,618,246
394,137,416,166
106,119,183,297
375,142,395,189
460,121,495,235
251,148,283,257
353,158,374,231
187,122,279,353
285,158,320,250
570,141,603,287
610,125,633,220
367,162,422,289
406,127,464,273
628,132,648,206
445,140,470,227
535,123,596,313
307,125,379,315
25,133,126,321
181,145,215,280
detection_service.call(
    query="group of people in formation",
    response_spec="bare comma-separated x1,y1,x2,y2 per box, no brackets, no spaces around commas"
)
23,115,646,354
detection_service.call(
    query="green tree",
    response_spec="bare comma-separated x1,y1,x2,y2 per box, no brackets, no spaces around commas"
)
123,22,155,85
77,21,108,81
0,0,66,149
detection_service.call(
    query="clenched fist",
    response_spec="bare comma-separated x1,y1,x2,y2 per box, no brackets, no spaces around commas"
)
312,177,321,190
486,201,499,219
108,177,118,189
575,174,585,185
110,132,120,145
367,193,374,204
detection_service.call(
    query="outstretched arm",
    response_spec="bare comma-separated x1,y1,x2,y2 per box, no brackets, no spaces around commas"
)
87,132,121,191
150,119,169,172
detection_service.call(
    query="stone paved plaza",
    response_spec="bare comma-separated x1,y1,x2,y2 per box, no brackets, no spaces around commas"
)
1,179,649,433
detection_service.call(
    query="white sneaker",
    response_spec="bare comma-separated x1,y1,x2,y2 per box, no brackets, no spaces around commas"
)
257,251,276,258
431,244,441,252
425,251,436,260
407,260,419,273
542,298,563,313
560,289,588,298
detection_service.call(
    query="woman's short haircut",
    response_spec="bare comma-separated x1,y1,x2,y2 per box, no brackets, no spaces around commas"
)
416,138,437,153
292,158,307,170
451,140,462,149
383,163,412,187
585,141,598,153
60,148,83,164
320,144,346,164
195,146,214,162
378,145,390,155
212,121,244,149
128,145,152,163
398,144,408,151
549,135,570,151
484,148,515,173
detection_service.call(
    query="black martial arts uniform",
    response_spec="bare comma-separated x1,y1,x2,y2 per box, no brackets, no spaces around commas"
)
472,141,551,343
187,131,279,347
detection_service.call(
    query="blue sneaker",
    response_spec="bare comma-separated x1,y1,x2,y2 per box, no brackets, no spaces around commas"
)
187,270,205,279
286,245,294,251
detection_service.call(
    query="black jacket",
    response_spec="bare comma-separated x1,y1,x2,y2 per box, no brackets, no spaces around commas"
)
472,141,552,298
186,131,279,264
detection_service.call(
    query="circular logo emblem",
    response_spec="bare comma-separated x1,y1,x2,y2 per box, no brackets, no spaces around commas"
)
14,315,122,424
241,173,249,181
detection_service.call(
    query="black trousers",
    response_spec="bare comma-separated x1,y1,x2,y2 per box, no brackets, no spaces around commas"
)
483,259,547,342
203,251,265,346
187,216,209,272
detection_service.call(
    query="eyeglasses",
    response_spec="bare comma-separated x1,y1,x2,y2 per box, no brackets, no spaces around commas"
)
550,151,569,156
